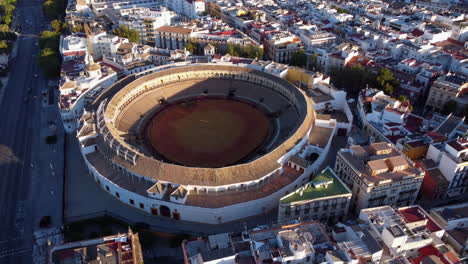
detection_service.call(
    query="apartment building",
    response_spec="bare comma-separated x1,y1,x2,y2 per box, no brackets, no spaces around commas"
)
264,32,303,64
426,139,468,198
331,223,383,263
278,167,352,224
182,220,333,264
49,230,143,264
90,32,129,59
165,0,205,19
119,7,177,46
154,26,193,50
430,202,468,256
335,142,424,214
425,74,468,114
359,205,448,260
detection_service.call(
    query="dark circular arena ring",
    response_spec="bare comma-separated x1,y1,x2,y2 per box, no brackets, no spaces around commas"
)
145,97,273,168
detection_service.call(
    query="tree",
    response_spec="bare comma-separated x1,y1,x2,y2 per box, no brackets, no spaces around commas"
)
309,54,318,71
43,0,59,19
71,24,83,33
51,19,66,32
328,65,375,95
376,68,399,95
0,41,8,50
226,43,263,59
184,40,200,55
290,50,307,68
111,26,140,43
442,100,457,115
37,48,61,77
0,24,8,32
39,30,60,50
244,44,263,59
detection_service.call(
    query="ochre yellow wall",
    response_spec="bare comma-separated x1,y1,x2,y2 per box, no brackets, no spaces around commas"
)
286,68,313,86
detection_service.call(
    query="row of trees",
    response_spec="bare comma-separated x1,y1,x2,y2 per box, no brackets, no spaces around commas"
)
328,65,400,96
226,43,263,59
36,21,62,77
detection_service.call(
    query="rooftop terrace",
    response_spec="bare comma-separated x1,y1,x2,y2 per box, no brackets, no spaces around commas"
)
280,167,350,204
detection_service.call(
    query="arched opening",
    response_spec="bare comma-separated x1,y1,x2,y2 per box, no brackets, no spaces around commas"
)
173,210,180,220
151,208,158,215
160,205,171,217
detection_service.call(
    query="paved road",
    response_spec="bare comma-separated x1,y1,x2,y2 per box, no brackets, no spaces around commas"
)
0,0,48,262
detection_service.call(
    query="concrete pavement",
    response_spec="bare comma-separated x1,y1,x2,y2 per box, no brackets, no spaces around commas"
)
0,0,60,263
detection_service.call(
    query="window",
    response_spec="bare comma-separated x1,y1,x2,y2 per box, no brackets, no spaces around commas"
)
139,203,144,209
285,207,291,216
116,192,120,198
295,208,301,216
105,185,109,192
129,199,134,205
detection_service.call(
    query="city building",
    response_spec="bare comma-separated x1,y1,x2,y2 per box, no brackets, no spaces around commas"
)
426,139,468,198
331,223,383,263
425,74,468,115
182,220,334,264
430,202,468,256
118,7,177,46
278,167,352,224
335,142,424,213
359,205,460,263
48,229,143,264
264,32,303,64
154,26,193,50
164,0,205,19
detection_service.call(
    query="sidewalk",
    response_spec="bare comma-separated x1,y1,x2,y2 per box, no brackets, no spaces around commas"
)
0,38,18,106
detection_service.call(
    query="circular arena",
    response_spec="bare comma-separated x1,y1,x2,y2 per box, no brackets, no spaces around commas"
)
81,65,316,224
146,98,272,168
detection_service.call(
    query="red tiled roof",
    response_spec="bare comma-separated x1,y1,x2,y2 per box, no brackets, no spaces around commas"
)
386,135,404,144
412,29,424,37
399,207,442,232
385,122,402,127
399,207,425,222
425,132,445,141
448,141,464,152
410,245,456,264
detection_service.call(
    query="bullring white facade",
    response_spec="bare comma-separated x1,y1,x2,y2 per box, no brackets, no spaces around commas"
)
75,64,335,224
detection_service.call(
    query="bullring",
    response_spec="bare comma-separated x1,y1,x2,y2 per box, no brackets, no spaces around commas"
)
77,64,319,224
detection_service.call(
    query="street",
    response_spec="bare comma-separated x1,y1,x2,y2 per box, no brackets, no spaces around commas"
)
0,0,52,262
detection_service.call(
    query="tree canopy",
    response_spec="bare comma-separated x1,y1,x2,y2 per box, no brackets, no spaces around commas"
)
71,23,83,33
37,48,61,77
329,65,376,95
184,40,201,55
37,30,61,77
290,50,307,68
111,26,140,43
39,30,61,50
0,0,16,25
376,68,399,95
43,0,65,20
226,43,263,59
51,19,67,33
